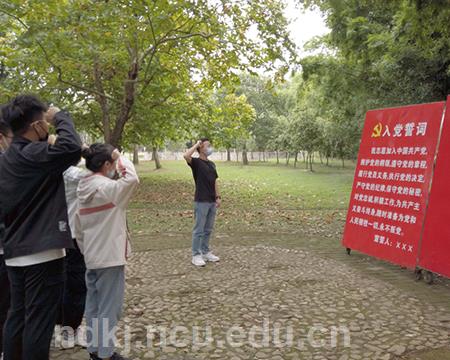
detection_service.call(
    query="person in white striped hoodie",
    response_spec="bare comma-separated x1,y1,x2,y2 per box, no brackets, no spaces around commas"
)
75,144,139,360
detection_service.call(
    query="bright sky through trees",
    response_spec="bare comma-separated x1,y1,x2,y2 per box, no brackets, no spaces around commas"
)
284,1,329,53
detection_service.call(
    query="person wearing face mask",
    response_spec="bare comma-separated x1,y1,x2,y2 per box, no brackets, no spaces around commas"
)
184,138,221,267
75,144,139,360
0,119,13,358
0,94,82,360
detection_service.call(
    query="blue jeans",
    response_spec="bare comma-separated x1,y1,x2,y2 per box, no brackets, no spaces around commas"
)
85,266,125,358
192,202,217,256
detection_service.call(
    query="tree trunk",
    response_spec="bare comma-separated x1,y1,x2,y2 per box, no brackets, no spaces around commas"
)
110,56,139,147
286,152,290,165
342,157,345,168
242,148,249,166
236,149,239,162
276,150,279,164
93,59,112,143
309,153,314,172
227,148,231,161
133,144,139,165
153,146,162,169
294,152,298,168
326,156,329,166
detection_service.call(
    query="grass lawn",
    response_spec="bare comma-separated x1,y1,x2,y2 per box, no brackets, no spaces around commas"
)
127,159,450,305
128,159,355,250
123,159,450,360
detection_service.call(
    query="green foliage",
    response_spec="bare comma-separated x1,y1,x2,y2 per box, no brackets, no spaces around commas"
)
194,92,256,150
288,0,450,164
128,159,353,237
0,0,296,147
237,75,282,151
300,0,449,105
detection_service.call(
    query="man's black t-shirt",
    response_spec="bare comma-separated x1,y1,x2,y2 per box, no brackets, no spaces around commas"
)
188,157,218,203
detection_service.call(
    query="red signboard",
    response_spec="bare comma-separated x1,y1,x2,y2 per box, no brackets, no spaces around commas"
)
342,101,446,268
419,97,450,277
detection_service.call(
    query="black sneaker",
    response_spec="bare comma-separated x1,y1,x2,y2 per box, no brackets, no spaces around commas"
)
89,353,101,360
111,353,130,360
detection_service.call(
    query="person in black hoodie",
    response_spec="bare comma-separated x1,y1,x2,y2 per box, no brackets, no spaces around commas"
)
0,119,13,358
0,95,81,360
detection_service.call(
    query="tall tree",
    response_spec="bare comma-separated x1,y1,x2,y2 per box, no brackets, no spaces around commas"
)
0,0,296,146
195,92,256,164
300,0,449,104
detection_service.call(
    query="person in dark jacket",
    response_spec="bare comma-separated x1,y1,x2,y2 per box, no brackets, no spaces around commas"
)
0,119,13,357
0,94,81,360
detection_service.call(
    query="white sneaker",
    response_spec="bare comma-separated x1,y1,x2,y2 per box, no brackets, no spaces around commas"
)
52,325,62,349
60,328,76,349
192,255,206,267
203,252,220,262
75,326,88,348
58,326,87,349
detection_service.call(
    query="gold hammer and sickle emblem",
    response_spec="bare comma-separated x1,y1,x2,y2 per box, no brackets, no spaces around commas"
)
371,123,382,138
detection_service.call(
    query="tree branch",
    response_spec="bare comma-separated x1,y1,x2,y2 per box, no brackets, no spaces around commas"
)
110,47,140,146
159,32,214,45
0,7,121,103
93,58,112,141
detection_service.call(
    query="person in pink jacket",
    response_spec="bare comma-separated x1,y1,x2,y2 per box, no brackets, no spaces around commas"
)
75,144,139,360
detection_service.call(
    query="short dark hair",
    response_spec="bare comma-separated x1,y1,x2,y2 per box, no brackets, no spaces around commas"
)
1,95,48,135
197,137,211,153
81,143,115,172
0,120,11,137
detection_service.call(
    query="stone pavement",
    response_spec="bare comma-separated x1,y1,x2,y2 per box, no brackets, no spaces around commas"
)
50,245,450,360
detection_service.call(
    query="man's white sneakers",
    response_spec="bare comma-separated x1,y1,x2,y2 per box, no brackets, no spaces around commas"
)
192,253,220,266
192,255,206,267
203,252,220,262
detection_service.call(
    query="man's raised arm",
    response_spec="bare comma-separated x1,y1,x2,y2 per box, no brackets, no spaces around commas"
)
184,140,202,164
